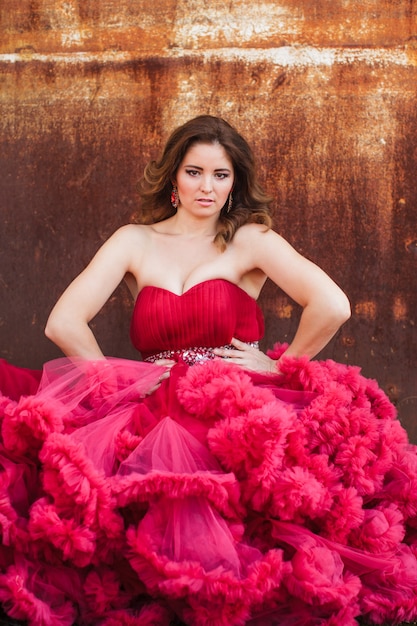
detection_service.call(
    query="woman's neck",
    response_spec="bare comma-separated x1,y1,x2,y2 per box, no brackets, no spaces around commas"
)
156,213,219,238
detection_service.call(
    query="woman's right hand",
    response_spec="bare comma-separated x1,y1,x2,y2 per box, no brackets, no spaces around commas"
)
146,359,176,393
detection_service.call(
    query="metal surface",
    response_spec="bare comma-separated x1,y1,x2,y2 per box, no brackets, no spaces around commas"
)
1,1,416,438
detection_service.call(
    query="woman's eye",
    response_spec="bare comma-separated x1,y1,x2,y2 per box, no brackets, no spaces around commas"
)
184,170,229,179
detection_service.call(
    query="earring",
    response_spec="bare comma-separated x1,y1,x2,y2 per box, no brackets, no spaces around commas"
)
227,192,233,213
171,184,179,209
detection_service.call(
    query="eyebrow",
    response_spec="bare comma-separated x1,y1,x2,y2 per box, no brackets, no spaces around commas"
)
183,164,232,172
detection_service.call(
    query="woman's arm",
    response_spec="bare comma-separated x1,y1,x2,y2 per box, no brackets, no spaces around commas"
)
45,225,142,359
215,225,351,372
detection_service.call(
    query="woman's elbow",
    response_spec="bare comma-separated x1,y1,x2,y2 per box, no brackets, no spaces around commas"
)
44,315,58,343
331,292,351,326
45,311,68,345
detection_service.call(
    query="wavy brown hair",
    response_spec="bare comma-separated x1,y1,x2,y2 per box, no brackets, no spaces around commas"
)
137,115,273,249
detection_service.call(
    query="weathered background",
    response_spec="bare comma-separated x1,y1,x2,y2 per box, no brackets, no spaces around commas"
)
1,1,416,437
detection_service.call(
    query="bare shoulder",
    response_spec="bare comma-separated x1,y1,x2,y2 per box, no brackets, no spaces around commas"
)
85,224,153,273
234,222,278,239
111,223,152,244
100,223,154,256
233,222,285,250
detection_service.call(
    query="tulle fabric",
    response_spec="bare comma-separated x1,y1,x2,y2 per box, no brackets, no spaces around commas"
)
118,415,222,475
1,349,417,625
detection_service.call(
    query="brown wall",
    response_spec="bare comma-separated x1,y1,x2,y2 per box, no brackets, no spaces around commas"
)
1,1,416,437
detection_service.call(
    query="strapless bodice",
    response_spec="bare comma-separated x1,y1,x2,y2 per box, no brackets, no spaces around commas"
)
130,278,264,360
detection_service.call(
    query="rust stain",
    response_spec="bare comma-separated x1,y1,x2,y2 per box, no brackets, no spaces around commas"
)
341,336,356,347
385,383,400,403
276,303,294,319
392,296,408,322
405,238,417,255
354,301,377,320
0,0,416,54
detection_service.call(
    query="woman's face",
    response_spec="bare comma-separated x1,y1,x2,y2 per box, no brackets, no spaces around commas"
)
174,142,234,219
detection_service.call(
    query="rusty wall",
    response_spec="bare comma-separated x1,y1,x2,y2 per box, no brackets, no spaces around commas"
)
1,1,416,437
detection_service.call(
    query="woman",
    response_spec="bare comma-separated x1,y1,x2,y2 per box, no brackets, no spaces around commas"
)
44,116,350,366
1,116,416,626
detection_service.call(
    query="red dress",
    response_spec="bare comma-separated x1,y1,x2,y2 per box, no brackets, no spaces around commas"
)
1,279,417,626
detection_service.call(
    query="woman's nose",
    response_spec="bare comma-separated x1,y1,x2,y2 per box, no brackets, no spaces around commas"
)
200,176,213,193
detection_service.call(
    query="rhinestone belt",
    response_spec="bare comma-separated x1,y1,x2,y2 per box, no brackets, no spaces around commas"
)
144,342,259,366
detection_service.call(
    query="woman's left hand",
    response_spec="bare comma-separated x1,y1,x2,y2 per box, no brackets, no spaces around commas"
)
213,337,281,373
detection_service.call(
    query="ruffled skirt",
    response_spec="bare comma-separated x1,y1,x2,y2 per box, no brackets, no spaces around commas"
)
1,350,417,625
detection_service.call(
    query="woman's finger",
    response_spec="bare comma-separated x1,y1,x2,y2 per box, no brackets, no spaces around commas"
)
230,337,251,350
153,359,176,367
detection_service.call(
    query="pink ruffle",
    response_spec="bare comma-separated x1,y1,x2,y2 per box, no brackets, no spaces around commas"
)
113,469,243,520
1,352,417,624
28,497,97,567
127,522,289,626
349,504,405,553
112,416,244,521
83,566,130,618
39,433,125,564
2,396,66,457
177,359,277,420
0,557,78,626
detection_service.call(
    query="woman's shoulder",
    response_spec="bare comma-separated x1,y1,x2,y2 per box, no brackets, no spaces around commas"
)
98,224,155,262
231,224,292,270
233,222,281,246
111,223,154,244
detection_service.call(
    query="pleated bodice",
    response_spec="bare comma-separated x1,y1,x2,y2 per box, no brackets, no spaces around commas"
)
130,278,264,359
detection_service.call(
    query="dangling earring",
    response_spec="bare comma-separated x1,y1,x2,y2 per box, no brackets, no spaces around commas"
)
171,184,179,209
227,192,233,213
